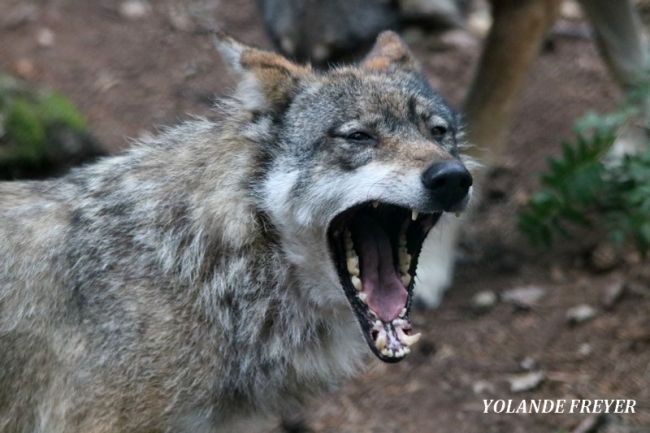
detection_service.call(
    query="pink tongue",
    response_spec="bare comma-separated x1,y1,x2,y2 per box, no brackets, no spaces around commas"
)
355,218,407,322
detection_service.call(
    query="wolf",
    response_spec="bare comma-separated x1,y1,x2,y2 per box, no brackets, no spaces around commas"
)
0,31,472,432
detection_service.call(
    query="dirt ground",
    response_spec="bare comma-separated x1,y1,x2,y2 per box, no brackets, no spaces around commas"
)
1,1,648,432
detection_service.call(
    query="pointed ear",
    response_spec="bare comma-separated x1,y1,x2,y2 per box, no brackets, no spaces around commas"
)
213,31,311,111
361,31,421,73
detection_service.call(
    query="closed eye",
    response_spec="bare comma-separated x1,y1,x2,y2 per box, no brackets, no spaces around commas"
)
346,131,375,142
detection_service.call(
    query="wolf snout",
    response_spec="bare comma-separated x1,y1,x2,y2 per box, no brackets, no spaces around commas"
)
421,160,473,211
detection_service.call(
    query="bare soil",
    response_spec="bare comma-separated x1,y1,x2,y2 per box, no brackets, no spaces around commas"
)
1,1,648,432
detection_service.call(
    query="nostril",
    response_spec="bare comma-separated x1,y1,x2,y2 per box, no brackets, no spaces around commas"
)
421,160,473,210
460,174,473,189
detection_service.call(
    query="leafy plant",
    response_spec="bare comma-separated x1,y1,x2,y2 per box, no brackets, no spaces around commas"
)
519,85,650,255
0,74,90,170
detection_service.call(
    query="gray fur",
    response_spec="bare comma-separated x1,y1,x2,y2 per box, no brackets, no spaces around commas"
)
0,32,464,433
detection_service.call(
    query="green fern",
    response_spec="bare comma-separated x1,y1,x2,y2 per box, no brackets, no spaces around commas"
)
518,85,650,255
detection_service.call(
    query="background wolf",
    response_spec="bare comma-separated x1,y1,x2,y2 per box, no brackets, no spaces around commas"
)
0,32,471,432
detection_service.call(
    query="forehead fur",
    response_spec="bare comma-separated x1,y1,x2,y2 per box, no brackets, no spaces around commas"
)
297,67,456,127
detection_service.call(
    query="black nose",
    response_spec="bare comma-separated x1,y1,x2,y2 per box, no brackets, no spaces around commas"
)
421,160,473,211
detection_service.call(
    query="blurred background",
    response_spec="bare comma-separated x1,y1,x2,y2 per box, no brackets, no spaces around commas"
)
0,0,649,432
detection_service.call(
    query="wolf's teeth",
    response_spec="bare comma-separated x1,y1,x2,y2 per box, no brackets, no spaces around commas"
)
372,201,379,208
401,274,411,287
375,330,387,350
402,346,411,355
381,348,392,357
400,308,407,318
351,275,362,291
399,248,411,271
411,210,419,221
395,348,405,357
392,319,406,327
401,332,421,347
358,292,367,303
346,256,359,276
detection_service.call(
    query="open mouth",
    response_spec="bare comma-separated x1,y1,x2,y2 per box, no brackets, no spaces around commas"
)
328,202,441,363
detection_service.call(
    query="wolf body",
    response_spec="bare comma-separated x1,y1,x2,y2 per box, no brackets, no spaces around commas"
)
0,32,470,432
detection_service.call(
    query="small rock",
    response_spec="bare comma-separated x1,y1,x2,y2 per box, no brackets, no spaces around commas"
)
13,58,36,80
94,71,119,93
519,356,538,371
566,304,597,325
601,276,625,310
561,1,584,21
588,242,621,272
167,5,194,32
119,0,150,20
578,343,592,357
501,286,546,309
471,290,497,311
472,380,495,395
36,27,54,47
508,371,545,393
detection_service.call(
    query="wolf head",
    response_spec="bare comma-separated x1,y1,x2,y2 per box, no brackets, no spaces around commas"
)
216,31,472,362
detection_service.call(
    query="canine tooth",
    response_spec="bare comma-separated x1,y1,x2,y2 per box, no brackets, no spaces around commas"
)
375,331,387,350
346,256,359,276
401,274,411,286
358,292,367,303
351,275,362,291
372,201,379,208
411,210,419,221
401,332,421,347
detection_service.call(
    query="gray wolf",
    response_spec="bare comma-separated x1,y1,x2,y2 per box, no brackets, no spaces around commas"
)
259,0,649,307
0,31,471,432
258,0,470,65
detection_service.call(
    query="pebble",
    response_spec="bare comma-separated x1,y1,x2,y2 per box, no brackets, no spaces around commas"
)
508,371,545,393
472,290,497,311
119,0,150,20
502,286,546,309
566,304,597,325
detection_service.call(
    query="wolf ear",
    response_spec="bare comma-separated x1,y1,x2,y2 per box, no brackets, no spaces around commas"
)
362,31,421,73
214,31,311,111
